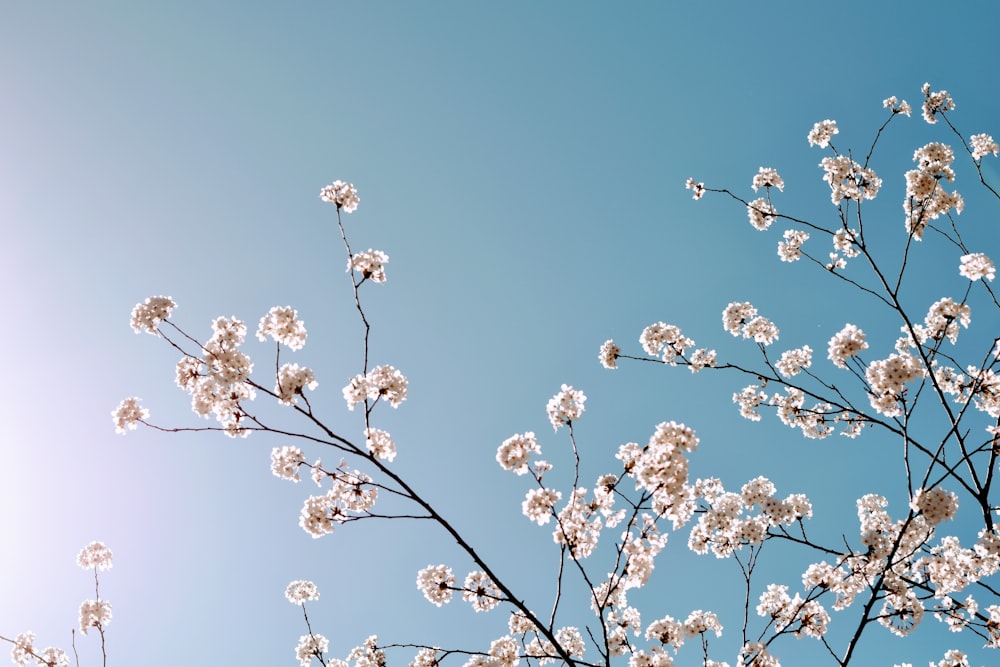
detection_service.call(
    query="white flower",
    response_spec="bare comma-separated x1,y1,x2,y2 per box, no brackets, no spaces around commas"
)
828,324,867,368
775,345,812,378
882,96,911,116
462,570,502,612
285,580,320,605
685,177,705,200
256,306,307,350
348,249,389,283
112,397,148,434
921,82,955,124
35,647,69,667
295,634,330,667
747,197,776,231
742,316,779,346
276,363,318,406
833,227,860,258
640,322,694,364
319,180,359,212
497,432,541,475
130,296,176,334
820,155,881,204
546,384,586,430
777,229,809,262
723,302,756,336
959,253,995,281
299,495,336,538
417,565,455,606
808,119,838,148
752,167,784,192
78,600,112,635
10,632,35,667
411,648,441,667
971,133,999,160
344,365,409,410
689,348,716,372
523,488,561,525
599,339,620,369
77,541,113,570
365,428,397,462
910,487,958,526
489,637,520,667
271,446,304,482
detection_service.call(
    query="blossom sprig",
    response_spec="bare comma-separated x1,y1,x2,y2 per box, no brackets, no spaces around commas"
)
807,119,838,148
342,364,409,411
348,249,389,284
970,134,999,161
960,253,996,282
257,306,308,350
883,96,912,116
112,396,149,434
685,177,706,200
921,82,955,124
129,295,176,334
546,384,586,431
285,580,321,605
320,179,359,213
6,632,70,667
298,466,380,538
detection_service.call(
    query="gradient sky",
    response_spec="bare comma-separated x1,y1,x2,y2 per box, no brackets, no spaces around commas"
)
2,2,1000,666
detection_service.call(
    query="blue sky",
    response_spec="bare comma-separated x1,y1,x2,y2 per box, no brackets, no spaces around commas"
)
2,2,999,666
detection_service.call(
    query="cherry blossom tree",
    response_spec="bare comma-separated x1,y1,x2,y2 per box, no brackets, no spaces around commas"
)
8,83,1000,667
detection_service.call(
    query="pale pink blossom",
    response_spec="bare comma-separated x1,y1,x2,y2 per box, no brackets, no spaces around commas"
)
112,397,148,434
319,180,359,212
130,295,176,334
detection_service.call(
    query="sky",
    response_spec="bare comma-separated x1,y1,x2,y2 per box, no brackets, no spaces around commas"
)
2,2,1000,666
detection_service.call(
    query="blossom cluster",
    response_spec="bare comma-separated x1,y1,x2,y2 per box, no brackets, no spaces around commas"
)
76,541,113,571
175,315,256,437
970,133,999,160
364,427,397,462
684,177,705,200
112,396,149,434
319,180,359,213
721,302,779,345
599,339,621,369
285,580,320,605
295,633,330,667
545,384,586,431
271,445,305,482
819,154,881,205
14,542,115,666
348,249,389,283
746,197,776,231
883,95,912,116
807,119,838,148
276,363,319,406
688,476,812,558
904,141,964,239
640,322,694,364
921,82,955,124
256,306,307,350
751,167,784,192
496,432,541,475
9,632,69,667
959,253,995,282
343,365,409,410
298,464,379,538
777,229,809,262
756,583,830,639
129,295,176,334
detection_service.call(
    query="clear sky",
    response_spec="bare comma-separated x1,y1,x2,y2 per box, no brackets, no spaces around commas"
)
2,2,999,666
